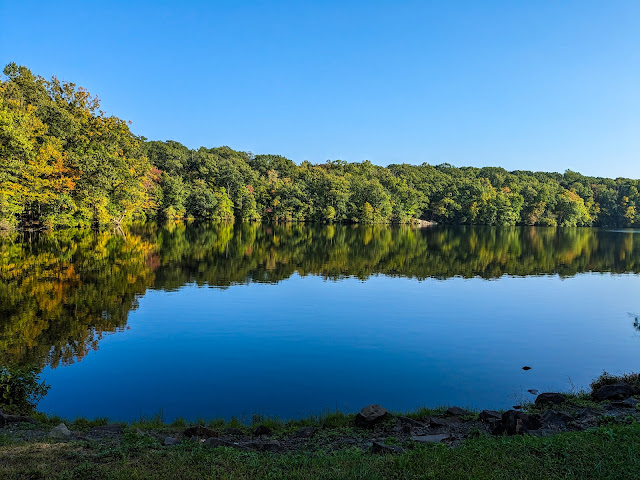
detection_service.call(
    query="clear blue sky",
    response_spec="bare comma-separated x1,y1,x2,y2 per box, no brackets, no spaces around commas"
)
1,0,638,178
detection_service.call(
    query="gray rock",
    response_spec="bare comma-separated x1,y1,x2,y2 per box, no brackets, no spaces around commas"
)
293,426,317,438
446,406,469,416
535,393,567,407
204,437,235,448
163,436,180,446
593,383,635,401
0,410,36,427
247,439,282,452
370,441,404,454
355,404,388,427
411,434,449,444
495,410,542,435
540,410,573,427
50,423,71,439
429,417,460,428
478,410,502,423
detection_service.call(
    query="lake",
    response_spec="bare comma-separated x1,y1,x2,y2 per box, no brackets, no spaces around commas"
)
1,223,639,421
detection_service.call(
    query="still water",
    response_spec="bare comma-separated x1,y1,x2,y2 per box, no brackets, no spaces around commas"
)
1,223,639,421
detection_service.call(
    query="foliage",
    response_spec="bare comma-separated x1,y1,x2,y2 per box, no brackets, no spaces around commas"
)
0,365,49,414
2,64,640,230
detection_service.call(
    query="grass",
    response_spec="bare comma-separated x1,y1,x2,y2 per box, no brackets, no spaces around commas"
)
0,422,639,479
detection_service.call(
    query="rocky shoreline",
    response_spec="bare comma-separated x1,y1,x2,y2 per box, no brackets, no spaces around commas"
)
2,380,639,455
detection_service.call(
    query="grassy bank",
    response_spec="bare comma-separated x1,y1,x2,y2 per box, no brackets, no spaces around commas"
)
2,373,640,479
1,421,639,479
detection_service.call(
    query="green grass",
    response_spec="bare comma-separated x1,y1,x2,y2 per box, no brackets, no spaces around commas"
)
0,422,639,479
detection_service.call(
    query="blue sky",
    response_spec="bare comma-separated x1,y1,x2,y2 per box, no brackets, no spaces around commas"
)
1,0,638,178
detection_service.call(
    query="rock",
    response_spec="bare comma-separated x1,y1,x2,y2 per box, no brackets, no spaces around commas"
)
163,436,180,446
50,423,71,439
478,410,502,423
293,426,317,439
540,410,573,427
204,437,235,448
184,425,218,439
253,425,272,436
593,383,636,401
397,416,425,427
0,410,36,426
446,407,469,417
535,393,567,407
522,366,532,371
429,417,460,428
247,439,282,452
411,434,449,444
355,404,388,427
371,441,404,454
495,410,542,435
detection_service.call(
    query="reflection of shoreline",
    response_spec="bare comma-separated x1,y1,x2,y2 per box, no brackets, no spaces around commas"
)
2,223,640,369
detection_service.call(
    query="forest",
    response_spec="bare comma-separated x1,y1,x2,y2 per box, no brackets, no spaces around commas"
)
1,63,639,230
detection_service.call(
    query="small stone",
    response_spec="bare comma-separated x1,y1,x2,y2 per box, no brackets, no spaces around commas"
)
293,426,317,438
446,407,469,417
411,434,449,444
50,423,71,439
535,393,567,407
371,441,404,454
355,404,388,427
253,425,272,436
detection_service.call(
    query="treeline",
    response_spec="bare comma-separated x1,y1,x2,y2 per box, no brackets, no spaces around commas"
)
3,223,640,367
2,64,640,229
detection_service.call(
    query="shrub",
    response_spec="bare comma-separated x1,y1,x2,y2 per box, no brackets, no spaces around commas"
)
0,365,50,414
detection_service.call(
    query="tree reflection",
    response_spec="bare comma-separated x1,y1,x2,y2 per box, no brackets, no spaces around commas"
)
2,224,640,368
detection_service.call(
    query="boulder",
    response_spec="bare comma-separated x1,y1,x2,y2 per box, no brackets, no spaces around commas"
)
534,393,567,407
540,410,573,427
371,441,404,454
495,410,542,435
355,404,388,427
184,425,218,439
593,383,635,401
411,434,449,444
446,406,469,417
293,426,317,439
50,423,71,439
478,410,501,423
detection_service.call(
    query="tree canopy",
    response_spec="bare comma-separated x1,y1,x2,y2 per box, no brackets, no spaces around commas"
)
2,64,640,229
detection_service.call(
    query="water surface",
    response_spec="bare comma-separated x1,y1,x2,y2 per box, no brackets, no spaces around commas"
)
1,224,639,420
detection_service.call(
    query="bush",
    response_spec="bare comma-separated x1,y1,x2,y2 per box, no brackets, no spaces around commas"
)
0,365,50,414
590,371,640,393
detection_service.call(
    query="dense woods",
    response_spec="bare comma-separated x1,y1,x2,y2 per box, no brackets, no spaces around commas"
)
2,64,640,230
